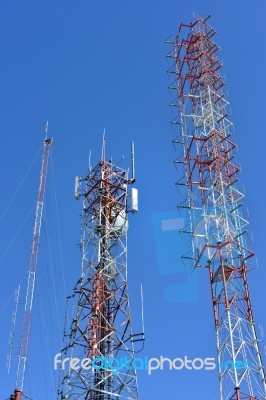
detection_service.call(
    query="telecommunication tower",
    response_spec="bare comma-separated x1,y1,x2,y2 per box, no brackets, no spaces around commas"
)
10,135,52,400
59,138,143,400
166,15,266,399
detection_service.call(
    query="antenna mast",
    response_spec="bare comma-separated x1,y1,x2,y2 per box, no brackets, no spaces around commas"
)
59,140,142,400
167,15,266,399
10,136,52,400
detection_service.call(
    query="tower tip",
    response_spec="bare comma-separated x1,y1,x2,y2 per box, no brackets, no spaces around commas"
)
102,129,106,161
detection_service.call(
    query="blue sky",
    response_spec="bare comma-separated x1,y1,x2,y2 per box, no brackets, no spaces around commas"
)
0,0,266,399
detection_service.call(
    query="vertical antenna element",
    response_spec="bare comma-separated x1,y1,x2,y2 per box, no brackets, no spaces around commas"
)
89,150,92,174
45,121,48,136
131,141,135,183
167,15,266,400
7,285,20,374
140,284,145,340
102,128,106,161
12,137,53,400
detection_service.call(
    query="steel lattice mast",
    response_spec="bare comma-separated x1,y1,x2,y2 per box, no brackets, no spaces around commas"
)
166,15,266,400
59,140,141,400
11,136,53,400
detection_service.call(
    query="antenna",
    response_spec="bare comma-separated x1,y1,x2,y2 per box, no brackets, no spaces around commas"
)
88,150,92,174
102,129,106,161
131,141,135,183
259,324,266,356
126,141,136,184
168,16,266,398
130,188,138,213
45,121,48,136
74,176,80,200
10,137,52,400
140,283,145,340
129,283,145,348
59,139,141,399
6,285,20,374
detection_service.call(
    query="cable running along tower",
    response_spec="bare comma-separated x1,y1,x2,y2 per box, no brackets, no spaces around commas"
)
59,139,142,400
11,136,52,400
166,16,266,400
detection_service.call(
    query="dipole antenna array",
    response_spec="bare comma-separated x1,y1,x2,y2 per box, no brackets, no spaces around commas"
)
10,135,53,400
59,139,143,400
166,15,266,400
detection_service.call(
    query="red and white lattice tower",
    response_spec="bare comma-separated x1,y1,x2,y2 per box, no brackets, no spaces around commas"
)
166,15,266,400
10,136,52,400
59,140,142,400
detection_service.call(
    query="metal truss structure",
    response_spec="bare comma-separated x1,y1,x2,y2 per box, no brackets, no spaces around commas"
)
59,142,141,400
166,15,266,400
11,136,53,400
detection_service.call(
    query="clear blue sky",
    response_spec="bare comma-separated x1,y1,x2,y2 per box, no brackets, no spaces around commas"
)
0,1,266,399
